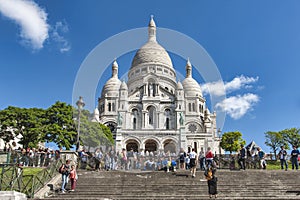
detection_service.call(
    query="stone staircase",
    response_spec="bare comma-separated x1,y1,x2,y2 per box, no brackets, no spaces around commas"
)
45,169,300,199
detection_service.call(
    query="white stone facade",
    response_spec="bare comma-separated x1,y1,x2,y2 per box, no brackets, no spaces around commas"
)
97,17,220,154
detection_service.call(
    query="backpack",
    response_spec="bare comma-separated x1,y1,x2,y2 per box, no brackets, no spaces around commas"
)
58,164,64,174
179,154,185,162
204,169,213,180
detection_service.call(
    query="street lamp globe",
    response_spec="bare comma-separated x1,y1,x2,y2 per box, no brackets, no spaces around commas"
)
76,96,85,109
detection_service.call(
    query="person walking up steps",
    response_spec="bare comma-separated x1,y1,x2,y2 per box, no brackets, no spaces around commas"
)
189,148,197,178
69,165,77,192
59,159,70,193
205,166,218,199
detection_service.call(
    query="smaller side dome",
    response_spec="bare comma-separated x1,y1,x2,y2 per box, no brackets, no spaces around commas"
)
120,81,128,90
182,59,202,97
182,78,202,97
101,60,121,97
177,81,183,90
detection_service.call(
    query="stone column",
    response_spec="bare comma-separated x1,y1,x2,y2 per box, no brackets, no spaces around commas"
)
155,84,159,96
143,111,146,128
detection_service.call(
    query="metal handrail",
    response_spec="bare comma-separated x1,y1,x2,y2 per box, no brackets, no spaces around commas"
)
0,158,64,198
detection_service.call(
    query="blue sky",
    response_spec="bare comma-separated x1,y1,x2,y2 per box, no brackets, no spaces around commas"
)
0,0,300,152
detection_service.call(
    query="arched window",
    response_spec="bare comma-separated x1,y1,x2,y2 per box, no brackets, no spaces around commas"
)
132,109,138,129
108,103,111,112
188,103,191,112
147,106,156,126
112,103,115,111
165,109,170,129
166,118,170,130
192,103,195,112
179,104,181,109
133,118,137,130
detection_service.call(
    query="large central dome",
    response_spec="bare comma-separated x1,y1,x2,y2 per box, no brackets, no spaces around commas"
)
131,41,173,69
130,16,173,70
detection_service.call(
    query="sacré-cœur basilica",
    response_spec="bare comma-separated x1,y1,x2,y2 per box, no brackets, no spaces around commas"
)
94,17,220,155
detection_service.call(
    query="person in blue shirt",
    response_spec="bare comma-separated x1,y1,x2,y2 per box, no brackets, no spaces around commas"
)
257,147,266,169
291,146,299,170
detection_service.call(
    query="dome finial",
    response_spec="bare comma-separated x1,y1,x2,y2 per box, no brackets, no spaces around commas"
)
112,58,118,78
148,15,156,42
187,57,191,67
186,58,192,78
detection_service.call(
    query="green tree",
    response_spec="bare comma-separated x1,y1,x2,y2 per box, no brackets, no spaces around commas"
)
0,106,44,148
0,107,18,148
220,131,246,154
77,110,114,151
0,102,114,151
264,131,287,160
43,101,77,150
280,128,300,148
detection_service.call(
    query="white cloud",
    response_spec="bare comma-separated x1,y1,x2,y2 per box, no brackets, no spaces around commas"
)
201,81,226,97
201,75,259,97
0,0,49,50
52,21,71,53
215,93,259,119
225,75,258,93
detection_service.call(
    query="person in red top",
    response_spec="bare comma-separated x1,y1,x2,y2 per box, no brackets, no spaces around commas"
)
205,147,214,169
69,165,77,192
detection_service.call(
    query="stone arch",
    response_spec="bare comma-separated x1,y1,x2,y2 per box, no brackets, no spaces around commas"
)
125,139,140,152
185,120,204,132
104,121,117,135
163,139,177,153
144,139,158,153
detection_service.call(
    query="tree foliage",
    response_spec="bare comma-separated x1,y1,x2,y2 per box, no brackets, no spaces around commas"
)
0,106,44,148
264,131,288,160
76,109,113,151
220,131,245,154
280,128,300,148
43,101,77,150
0,101,114,150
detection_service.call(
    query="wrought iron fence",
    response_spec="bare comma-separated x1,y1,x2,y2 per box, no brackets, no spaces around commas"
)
0,158,64,198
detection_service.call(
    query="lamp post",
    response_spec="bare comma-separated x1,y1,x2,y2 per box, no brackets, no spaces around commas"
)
76,96,85,152
218,128,222,169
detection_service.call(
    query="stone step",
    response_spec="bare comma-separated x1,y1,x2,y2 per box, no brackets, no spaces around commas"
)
48,194,300,200
44,170,300,200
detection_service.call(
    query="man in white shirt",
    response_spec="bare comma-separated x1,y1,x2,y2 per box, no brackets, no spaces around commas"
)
189,148,197,178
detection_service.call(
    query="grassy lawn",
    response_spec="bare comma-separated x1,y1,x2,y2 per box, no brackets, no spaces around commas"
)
22,167,44,175
0,166,44,176
266,160,292,170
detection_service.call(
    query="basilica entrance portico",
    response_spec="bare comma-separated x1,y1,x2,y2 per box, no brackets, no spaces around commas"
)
125,139,139,152
144,139,158,152
163,139,177,153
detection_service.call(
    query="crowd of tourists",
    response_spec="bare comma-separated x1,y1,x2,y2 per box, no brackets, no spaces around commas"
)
237,144,300,171
78,147,179,172
3,144,61,167
77,144,300,173
77,146,220,173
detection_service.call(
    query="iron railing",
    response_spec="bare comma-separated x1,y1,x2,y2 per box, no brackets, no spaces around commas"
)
0,158,64,198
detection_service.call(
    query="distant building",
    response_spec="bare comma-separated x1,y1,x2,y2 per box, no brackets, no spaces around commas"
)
96,17,219,154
